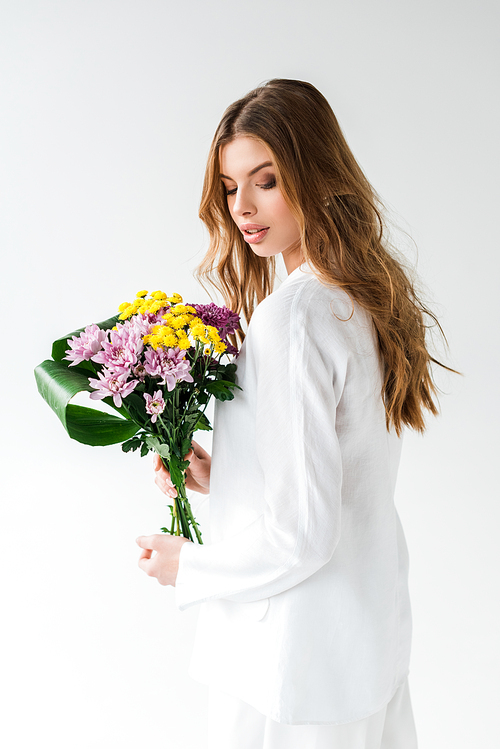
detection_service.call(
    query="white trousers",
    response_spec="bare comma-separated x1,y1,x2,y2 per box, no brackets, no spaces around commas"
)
208,678,418,749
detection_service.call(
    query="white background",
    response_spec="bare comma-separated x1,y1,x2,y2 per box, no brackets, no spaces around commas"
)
1,1,499,747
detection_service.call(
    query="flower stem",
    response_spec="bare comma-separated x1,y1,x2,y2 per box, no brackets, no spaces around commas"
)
170,475,200,543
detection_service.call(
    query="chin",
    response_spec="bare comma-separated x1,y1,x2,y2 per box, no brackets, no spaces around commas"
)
248,245,279,260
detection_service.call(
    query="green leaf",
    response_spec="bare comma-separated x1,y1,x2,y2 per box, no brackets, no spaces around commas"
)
209,379,242,390
144,435,161,452
205,380,239,402
51,314,120,362
181,437,192,457
194,412,212,432
34,359,138,446
181,412,201,432
221,362,237,382
157,444,170,459
169,454,188,487
64,405,139,446
144,435,170,459
122,437,141,453
123,391,148,425
102,395,133,420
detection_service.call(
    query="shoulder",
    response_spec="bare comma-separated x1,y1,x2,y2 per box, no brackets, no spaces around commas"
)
249,265,373,353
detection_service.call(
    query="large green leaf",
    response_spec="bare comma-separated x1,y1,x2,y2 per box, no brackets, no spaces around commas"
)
51,314,120,362
34,359,138,446
63,405,138,446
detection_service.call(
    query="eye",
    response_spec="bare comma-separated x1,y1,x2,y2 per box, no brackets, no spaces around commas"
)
260,178,276,190
225,187,237,196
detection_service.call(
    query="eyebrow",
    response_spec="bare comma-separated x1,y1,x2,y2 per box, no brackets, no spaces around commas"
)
220,161,273,180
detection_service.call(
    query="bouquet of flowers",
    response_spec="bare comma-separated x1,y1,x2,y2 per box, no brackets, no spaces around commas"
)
34,290,241,544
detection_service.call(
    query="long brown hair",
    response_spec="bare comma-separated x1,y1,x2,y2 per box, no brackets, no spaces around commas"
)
198,78,451,435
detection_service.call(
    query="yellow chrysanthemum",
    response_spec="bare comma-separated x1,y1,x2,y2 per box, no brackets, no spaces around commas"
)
204,347,211,356
149,300,165,313
214,340,227,354
147,334,163,350
119,305,136,320
206,325,221,344
167,293,183,304
170,315,190,330
177,336,191,351
152,291,168,300
190,323,208,343
135,290,148,298
171,304,191,316
186,305,197,314
118,302,130,312
162,334,178,348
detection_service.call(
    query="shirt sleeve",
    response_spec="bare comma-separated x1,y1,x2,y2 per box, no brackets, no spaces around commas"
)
175,280,349,610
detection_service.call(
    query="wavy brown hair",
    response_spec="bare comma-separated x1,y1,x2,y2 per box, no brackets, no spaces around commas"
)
198,78,451,435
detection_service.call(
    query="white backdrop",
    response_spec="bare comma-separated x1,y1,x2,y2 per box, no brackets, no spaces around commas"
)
1,1,499,747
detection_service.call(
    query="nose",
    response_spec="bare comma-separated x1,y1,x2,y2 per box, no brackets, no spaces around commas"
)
232,187,256,218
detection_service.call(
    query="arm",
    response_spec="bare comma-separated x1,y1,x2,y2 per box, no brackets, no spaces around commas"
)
136,441,211,586
175,284,349,609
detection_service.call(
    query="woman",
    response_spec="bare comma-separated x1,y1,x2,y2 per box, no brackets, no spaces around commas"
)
136,79,445,748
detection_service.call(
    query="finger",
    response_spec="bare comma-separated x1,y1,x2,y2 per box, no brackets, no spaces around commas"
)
191,440,210,461
154,475,177,497
153,453,162,471
155,461,174,486
138,556,154,575
154,474,168,492
153,462,174,487
136,534,161,550
138,547,152,561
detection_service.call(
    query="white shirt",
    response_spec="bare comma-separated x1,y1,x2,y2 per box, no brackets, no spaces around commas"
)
175,262,412,725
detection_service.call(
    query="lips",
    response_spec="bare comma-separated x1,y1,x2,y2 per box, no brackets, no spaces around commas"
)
240,223,270,244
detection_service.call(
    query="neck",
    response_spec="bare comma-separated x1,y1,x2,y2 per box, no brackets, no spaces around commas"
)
282,246,304,275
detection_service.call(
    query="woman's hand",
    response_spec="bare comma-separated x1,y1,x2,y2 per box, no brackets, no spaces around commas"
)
136,534,191,586
153,440,211,497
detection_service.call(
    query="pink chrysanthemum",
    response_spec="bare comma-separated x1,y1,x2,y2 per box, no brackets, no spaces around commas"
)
144,346,194,391
88,370,139,408
127,313,164,337
144,390,166,423
92,323,143,374
65,324,107,366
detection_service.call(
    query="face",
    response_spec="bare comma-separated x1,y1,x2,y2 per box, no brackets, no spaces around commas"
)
219,136,303,274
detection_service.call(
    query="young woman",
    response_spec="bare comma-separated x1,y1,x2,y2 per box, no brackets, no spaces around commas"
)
136,79,446,748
